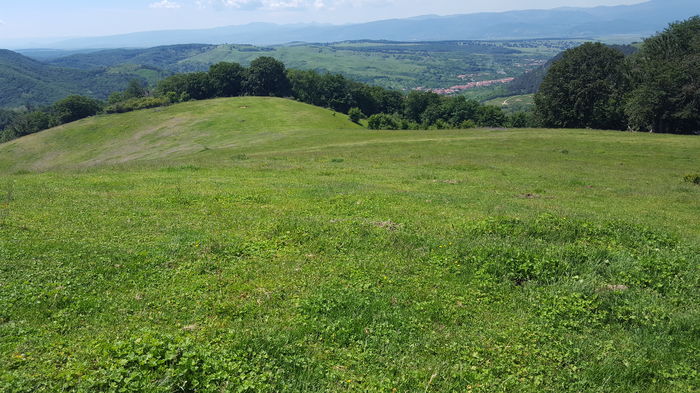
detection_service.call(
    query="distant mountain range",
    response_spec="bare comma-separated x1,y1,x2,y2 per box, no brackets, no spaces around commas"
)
2,0,698,50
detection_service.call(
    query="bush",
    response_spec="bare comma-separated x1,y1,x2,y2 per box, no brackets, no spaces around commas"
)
683,174,700,185
348,107,365,123
367,113,401,130
508,111,535,128
459,119,477,129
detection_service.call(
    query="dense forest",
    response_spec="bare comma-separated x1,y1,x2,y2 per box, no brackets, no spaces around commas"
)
0,50,140,108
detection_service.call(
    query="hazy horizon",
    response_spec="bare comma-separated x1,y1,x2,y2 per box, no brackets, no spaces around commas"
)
1,0,646,41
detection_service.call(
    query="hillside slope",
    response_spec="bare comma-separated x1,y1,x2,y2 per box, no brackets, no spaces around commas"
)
47,44,217,72
0,50,137,108
1,98,698,391
0,97,362,172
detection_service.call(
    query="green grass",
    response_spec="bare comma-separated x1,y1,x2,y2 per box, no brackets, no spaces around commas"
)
1,97,699,392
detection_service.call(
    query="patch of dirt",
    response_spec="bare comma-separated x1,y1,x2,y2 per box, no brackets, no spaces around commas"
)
517,193,555,199
373,220,402,231
602,284,629,292
433,179,461,184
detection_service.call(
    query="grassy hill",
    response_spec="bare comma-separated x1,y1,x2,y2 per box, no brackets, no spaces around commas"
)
0,97,362,172
1,97,699,391
0,50,139,108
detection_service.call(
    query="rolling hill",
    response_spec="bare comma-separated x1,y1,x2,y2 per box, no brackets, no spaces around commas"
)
0,50,142,108
5,0,697,49
1,97,699,391
0,97,362,172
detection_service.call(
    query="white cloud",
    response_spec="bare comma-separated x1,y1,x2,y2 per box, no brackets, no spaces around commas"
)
150,0,183,9
0,19,6,25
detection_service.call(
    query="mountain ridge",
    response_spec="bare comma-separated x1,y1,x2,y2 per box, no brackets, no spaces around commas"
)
0,49,138,108
3,0,698,49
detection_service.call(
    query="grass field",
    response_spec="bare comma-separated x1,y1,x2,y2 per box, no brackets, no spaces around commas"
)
1,98,699,392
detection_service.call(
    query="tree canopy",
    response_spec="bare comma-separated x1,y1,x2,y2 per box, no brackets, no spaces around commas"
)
534,16,700,134
534,42,628,130
244,57,291,97
625,16,700,134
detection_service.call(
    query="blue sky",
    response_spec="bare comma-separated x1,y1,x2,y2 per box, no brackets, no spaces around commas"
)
0,0,644,39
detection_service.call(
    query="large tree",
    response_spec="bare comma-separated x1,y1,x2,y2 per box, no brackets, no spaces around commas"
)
625,16,700,134
156,72,215,101
244,57,291,97
209,62,245,97
535,42,629,130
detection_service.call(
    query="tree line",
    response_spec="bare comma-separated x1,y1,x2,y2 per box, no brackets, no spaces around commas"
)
535,16,700,134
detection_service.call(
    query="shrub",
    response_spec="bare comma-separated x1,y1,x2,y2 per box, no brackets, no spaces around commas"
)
459,119,477,129
348,107,365,124
367,113,401,130
683,174,700,185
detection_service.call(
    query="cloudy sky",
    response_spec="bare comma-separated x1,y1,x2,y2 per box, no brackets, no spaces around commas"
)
0,0,645,39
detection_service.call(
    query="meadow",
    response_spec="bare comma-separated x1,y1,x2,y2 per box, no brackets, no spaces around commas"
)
1,98,698,392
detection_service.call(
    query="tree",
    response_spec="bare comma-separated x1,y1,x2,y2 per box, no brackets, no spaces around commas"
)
367,113,401,130
244,57,291,97
209,62,245,97
124,79,147,100
287,70,356,113
477,105,507,127
625,16,700,134
4,111,51,139
156,73,215,101
349,84,403,117
404,91,442,123
0,109,19,131
52,95,103,124
534,42,629,130
348,107,365,123
445,97,480,126
508,112,535,128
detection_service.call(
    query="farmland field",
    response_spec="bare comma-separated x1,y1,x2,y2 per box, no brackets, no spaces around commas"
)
40,40,585,95
1,98,699,392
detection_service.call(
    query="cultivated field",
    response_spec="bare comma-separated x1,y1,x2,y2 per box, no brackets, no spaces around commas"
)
1,98,698,392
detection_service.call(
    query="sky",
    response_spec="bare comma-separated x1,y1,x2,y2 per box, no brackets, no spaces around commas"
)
0,0,646,40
